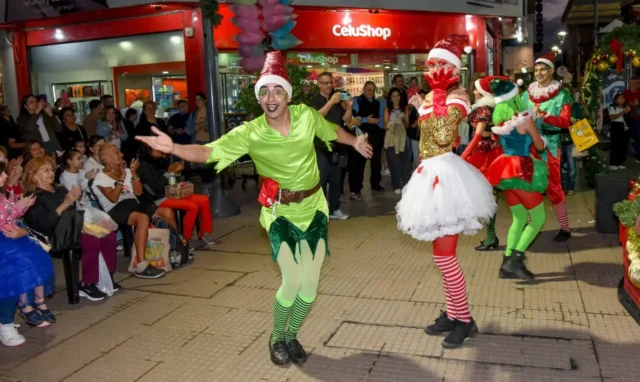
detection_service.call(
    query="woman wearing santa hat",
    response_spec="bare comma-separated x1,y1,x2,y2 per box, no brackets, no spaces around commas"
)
136,51,372,366
484,77,548,279
461,76,507,252
396,35,496,349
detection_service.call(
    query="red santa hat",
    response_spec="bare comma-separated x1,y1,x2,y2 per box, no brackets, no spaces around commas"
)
474,76,510,97
254,51,292,100
535,52,556,70
427,34,473,69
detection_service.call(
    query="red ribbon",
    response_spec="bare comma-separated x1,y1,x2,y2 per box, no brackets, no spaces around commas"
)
610,38,624,73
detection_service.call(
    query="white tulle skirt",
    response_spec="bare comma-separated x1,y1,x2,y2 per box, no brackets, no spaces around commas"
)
396,152,497,242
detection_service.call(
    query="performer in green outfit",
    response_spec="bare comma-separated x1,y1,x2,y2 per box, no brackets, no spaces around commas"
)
136,51,371,366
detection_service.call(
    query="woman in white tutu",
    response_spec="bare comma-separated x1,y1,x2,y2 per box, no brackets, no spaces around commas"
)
396,35,496,349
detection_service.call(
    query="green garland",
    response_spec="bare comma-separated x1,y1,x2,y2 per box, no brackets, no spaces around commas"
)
201,0,223,27
614,197,640,228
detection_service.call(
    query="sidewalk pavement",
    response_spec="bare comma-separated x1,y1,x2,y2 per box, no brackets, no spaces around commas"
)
0,183,636,382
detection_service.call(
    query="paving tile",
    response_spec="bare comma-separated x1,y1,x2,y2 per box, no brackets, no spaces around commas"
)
120,268,243,298
62,354,157,382
191,251,272,273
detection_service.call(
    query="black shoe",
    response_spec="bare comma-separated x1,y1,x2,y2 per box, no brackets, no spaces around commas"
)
135,265,165,279
269,337,290,366
424,311,456,335
442,319,479,349
371,186,385,192
79,284,107,302
475,238,499,251
286,339,308,364
499,251,534,280
111,275,121,292
553,229,571,243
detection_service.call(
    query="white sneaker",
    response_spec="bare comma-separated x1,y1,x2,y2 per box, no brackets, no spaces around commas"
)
619,165,626,169
394,189,402,195
329,210,349,220
609,166,620,171
0,323,26,347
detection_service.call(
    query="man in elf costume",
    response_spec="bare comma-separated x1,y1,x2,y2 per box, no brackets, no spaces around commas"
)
137,52,372,366
522,53,573,242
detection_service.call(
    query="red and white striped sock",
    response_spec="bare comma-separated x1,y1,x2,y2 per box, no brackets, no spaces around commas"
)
442,275,456,320
554,201,569,231
434,256,471,323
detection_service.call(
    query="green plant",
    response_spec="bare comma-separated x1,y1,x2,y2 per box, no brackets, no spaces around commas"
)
201,0,223,27
237,64,319,118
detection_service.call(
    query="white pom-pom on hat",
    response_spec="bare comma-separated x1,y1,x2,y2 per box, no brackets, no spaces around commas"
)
516,79,524,87
464,46,473,54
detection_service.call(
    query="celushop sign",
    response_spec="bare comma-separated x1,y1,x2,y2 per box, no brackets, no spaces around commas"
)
332,24,392,40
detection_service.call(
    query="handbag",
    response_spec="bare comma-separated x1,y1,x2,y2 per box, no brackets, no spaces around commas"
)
52,210,84,252
23,225,52,252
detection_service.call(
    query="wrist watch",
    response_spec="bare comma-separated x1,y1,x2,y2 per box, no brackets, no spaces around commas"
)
114,180,124,186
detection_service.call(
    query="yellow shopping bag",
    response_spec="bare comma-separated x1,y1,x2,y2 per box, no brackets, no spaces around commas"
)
569,119,599,152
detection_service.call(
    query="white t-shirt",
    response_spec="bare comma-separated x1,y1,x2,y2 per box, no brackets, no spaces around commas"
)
91,169,138,212
83,156,104,173
60,169,91,203
608,106,629,130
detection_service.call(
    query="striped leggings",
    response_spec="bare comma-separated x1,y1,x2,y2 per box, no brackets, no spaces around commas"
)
433,235,471,323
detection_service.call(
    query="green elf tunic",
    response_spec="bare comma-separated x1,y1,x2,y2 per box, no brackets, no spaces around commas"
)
521,81,573,161
204,104,338,261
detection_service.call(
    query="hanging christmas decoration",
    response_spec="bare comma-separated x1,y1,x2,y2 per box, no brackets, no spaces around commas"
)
232,2,266,73
597,61,610,71
609,55,618,64
260,0,301,51
633,57,640,68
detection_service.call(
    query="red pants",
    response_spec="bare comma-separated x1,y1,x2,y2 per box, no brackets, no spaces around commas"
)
81,232,117,285
534,147,565,205
159,195,213,240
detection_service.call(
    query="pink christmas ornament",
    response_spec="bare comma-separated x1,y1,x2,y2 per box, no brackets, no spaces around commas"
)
262,14,296,33
231,5,260,20
236,31,265,45
261,4,293,18
238,44,264,58
259,0,280,6
232,17,261,33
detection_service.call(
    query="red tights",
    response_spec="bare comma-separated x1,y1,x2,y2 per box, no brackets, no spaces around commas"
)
159,195,213,240
433,235,471,323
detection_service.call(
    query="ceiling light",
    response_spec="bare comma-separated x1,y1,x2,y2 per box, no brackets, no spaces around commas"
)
384,66,390,69
498,17,502,21
306,65,312,68
162,71,169,74
120,41,132,50
170,36,182,44
375,64,381,68
341,65,348,68
393,68,399,70
53,29,64,40
521,68,527,73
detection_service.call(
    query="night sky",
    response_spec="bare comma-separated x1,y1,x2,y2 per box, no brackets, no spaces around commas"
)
543,0,570,51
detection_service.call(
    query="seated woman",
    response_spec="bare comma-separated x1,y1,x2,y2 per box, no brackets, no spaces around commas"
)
138,146,213,243
0,161,56,345
23,157,119,302
0,146,24,198
91,143,179,279
83,135,105,174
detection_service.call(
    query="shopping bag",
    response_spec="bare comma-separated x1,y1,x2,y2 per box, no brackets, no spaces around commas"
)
79,203,117,238
569,119,599,152
127,228,172,273
97,252,114,296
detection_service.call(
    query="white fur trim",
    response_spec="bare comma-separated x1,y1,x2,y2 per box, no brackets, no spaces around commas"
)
471,95,496,110
474,79,491,97
535,58,555,70
541,136,548,148
491,110,535,136
516,79,524,87
427,48,462,69
493,85,519,104
464,46,473,54
254,75,293,100
527,80,562,102
419,98,470,116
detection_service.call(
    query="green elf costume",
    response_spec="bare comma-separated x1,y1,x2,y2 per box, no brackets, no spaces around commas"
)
136,51,370,367
522,52,573,242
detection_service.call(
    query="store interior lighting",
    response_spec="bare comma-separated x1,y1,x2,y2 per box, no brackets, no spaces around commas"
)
119,41,133,50
162,71,169,74
170,36,182,44
54,29,64,40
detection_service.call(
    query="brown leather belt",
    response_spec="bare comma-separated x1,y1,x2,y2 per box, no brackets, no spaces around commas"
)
279,184,321,205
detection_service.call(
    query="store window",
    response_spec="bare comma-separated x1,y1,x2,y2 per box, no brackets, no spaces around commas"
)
29,31,185,119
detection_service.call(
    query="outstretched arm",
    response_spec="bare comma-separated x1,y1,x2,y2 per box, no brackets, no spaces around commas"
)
136,126,212,163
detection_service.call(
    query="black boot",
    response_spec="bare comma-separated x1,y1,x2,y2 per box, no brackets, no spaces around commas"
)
442,319,479,349
424,311,456,335
499,250,534,280
286,339,308,364
269,336,290,366
553,229,571,243
475,238,499,251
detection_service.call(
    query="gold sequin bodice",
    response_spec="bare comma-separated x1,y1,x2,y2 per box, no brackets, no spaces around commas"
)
419,107,464,160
